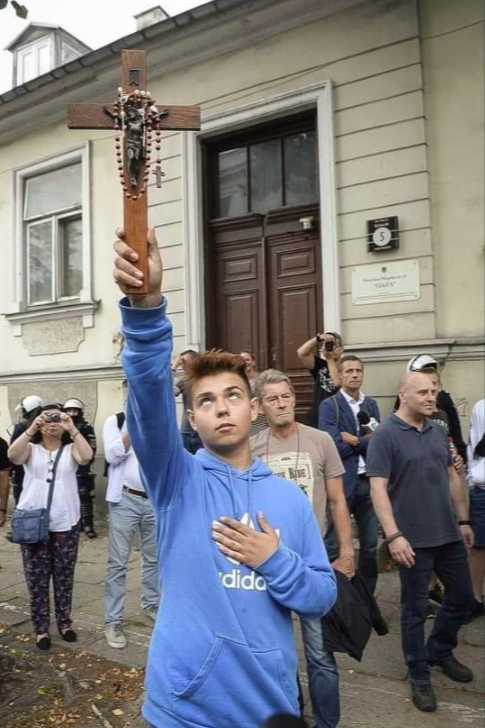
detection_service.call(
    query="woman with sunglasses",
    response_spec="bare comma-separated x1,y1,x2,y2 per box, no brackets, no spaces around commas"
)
8,403,93,650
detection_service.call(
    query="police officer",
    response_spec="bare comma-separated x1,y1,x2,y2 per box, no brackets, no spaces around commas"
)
11,395,43,504
63,398,98,538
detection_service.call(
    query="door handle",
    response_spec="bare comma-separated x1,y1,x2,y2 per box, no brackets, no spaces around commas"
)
271,348,277,366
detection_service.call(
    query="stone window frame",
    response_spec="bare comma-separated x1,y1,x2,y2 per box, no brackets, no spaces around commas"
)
6,142,98,337
181,81,340,351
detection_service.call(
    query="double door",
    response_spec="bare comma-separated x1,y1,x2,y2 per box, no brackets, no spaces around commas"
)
206,204,323,419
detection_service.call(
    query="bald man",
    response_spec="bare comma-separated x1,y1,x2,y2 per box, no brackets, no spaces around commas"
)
366,371,474,713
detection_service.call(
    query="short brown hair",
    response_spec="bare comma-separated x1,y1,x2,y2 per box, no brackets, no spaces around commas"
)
338,355,364,373
184,350,252,406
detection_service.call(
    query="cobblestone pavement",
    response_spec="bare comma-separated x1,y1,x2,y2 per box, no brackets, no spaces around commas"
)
1,525,483,728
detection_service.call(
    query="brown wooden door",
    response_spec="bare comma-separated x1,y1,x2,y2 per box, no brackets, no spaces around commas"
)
207,204,322,419
204,114,322,419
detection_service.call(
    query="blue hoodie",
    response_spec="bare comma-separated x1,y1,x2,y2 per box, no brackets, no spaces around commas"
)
120,298,337,728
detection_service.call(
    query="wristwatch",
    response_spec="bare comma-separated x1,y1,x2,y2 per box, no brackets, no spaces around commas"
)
458,520,472,526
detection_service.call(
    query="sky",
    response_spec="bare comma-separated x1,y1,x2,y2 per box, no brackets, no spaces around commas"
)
0,0,210,93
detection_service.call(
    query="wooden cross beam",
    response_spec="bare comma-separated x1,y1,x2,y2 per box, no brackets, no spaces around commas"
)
67,49,200,294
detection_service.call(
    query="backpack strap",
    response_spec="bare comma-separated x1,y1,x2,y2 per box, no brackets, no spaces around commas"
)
116,412,126,430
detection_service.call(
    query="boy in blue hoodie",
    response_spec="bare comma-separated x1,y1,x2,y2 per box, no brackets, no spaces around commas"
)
113,228,337,728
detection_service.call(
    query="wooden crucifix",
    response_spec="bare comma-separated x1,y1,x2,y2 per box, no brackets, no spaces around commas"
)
67,49,200,294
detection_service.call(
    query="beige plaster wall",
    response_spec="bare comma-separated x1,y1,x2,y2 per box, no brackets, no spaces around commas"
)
0,0,482,445
420,0,485,337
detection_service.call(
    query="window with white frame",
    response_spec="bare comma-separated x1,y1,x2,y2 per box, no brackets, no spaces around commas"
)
17,37,52,85
24,163,83,306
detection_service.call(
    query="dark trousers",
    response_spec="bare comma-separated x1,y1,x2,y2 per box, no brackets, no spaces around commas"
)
325,475,379,594
78,475,96,532
21,525,80,634
182,430,203,455
399,539,474,683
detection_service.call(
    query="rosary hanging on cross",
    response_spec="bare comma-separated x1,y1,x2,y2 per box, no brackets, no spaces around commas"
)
105,88,167,199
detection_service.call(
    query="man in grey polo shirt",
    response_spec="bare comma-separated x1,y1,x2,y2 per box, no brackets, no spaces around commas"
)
367,370,474,714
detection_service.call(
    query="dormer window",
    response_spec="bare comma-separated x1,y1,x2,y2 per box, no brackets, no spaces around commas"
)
6,23,91,89
17,36,52,85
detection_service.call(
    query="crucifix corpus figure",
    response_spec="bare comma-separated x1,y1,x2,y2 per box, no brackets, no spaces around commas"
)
67,49,200,294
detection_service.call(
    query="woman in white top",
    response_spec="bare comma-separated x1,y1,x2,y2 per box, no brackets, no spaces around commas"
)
8,403,93,650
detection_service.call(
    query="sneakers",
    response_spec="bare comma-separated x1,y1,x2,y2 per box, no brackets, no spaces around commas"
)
464,599,485,624
105,623,127,649
429,655,474,683
411,681,437,712
143,606,158,622
426,602,438,619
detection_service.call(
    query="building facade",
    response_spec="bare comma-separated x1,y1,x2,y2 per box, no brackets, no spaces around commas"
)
0,0,483,500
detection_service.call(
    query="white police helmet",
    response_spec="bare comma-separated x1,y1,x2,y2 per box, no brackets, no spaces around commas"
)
63,398,84,411
15,395,43,413
406,355,438,372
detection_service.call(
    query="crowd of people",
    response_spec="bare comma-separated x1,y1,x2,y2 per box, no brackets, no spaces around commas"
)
0,226,483,728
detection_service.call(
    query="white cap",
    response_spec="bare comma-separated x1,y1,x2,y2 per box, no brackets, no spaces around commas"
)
406,355,438,372
63,398,84,411
15,395,43,413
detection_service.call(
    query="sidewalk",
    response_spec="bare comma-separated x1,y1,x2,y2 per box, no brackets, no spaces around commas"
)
1,527,484,728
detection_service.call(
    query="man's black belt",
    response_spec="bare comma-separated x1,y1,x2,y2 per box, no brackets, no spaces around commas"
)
123,485,148,499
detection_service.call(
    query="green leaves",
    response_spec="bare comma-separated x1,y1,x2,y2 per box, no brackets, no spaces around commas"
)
0,1,29,18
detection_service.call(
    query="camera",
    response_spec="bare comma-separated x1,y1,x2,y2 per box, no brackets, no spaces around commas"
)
45,413,61,422
324,340,335,352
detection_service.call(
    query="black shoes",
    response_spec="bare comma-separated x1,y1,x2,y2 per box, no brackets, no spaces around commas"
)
429,655,474,683
84,527,97,539
411,681,437,712
59,627,77,643
36,635,51,651
464,599,485,624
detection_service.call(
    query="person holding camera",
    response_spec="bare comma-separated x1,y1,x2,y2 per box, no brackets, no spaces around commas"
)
7,403,93,650
297,333,343,428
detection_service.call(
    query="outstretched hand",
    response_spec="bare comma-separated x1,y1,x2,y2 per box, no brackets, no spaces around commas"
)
113,227,163,307
212,512,280,569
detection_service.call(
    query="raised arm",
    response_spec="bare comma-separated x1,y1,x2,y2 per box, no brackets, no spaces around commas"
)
297,336,319,370
113,227,192,509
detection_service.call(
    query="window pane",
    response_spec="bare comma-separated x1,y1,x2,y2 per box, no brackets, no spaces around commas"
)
218,148,247,217
25,164,82,218
60,217,83,298
37,41,51,75
250,140,282,213
21,48,35,84
284,132,317,206
28,221,53,304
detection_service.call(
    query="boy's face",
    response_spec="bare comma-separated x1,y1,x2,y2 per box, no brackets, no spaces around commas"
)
187,372,258,454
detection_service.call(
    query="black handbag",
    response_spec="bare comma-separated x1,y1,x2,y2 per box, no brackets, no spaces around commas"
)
10,445,65,545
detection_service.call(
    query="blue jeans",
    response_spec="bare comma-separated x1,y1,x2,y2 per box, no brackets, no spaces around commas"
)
182,430,203,455
325,476,378,594
399,539,474,683
300,617,340,728
105,490,160,624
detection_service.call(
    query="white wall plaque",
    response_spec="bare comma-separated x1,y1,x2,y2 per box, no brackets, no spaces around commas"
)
352,260,420,306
